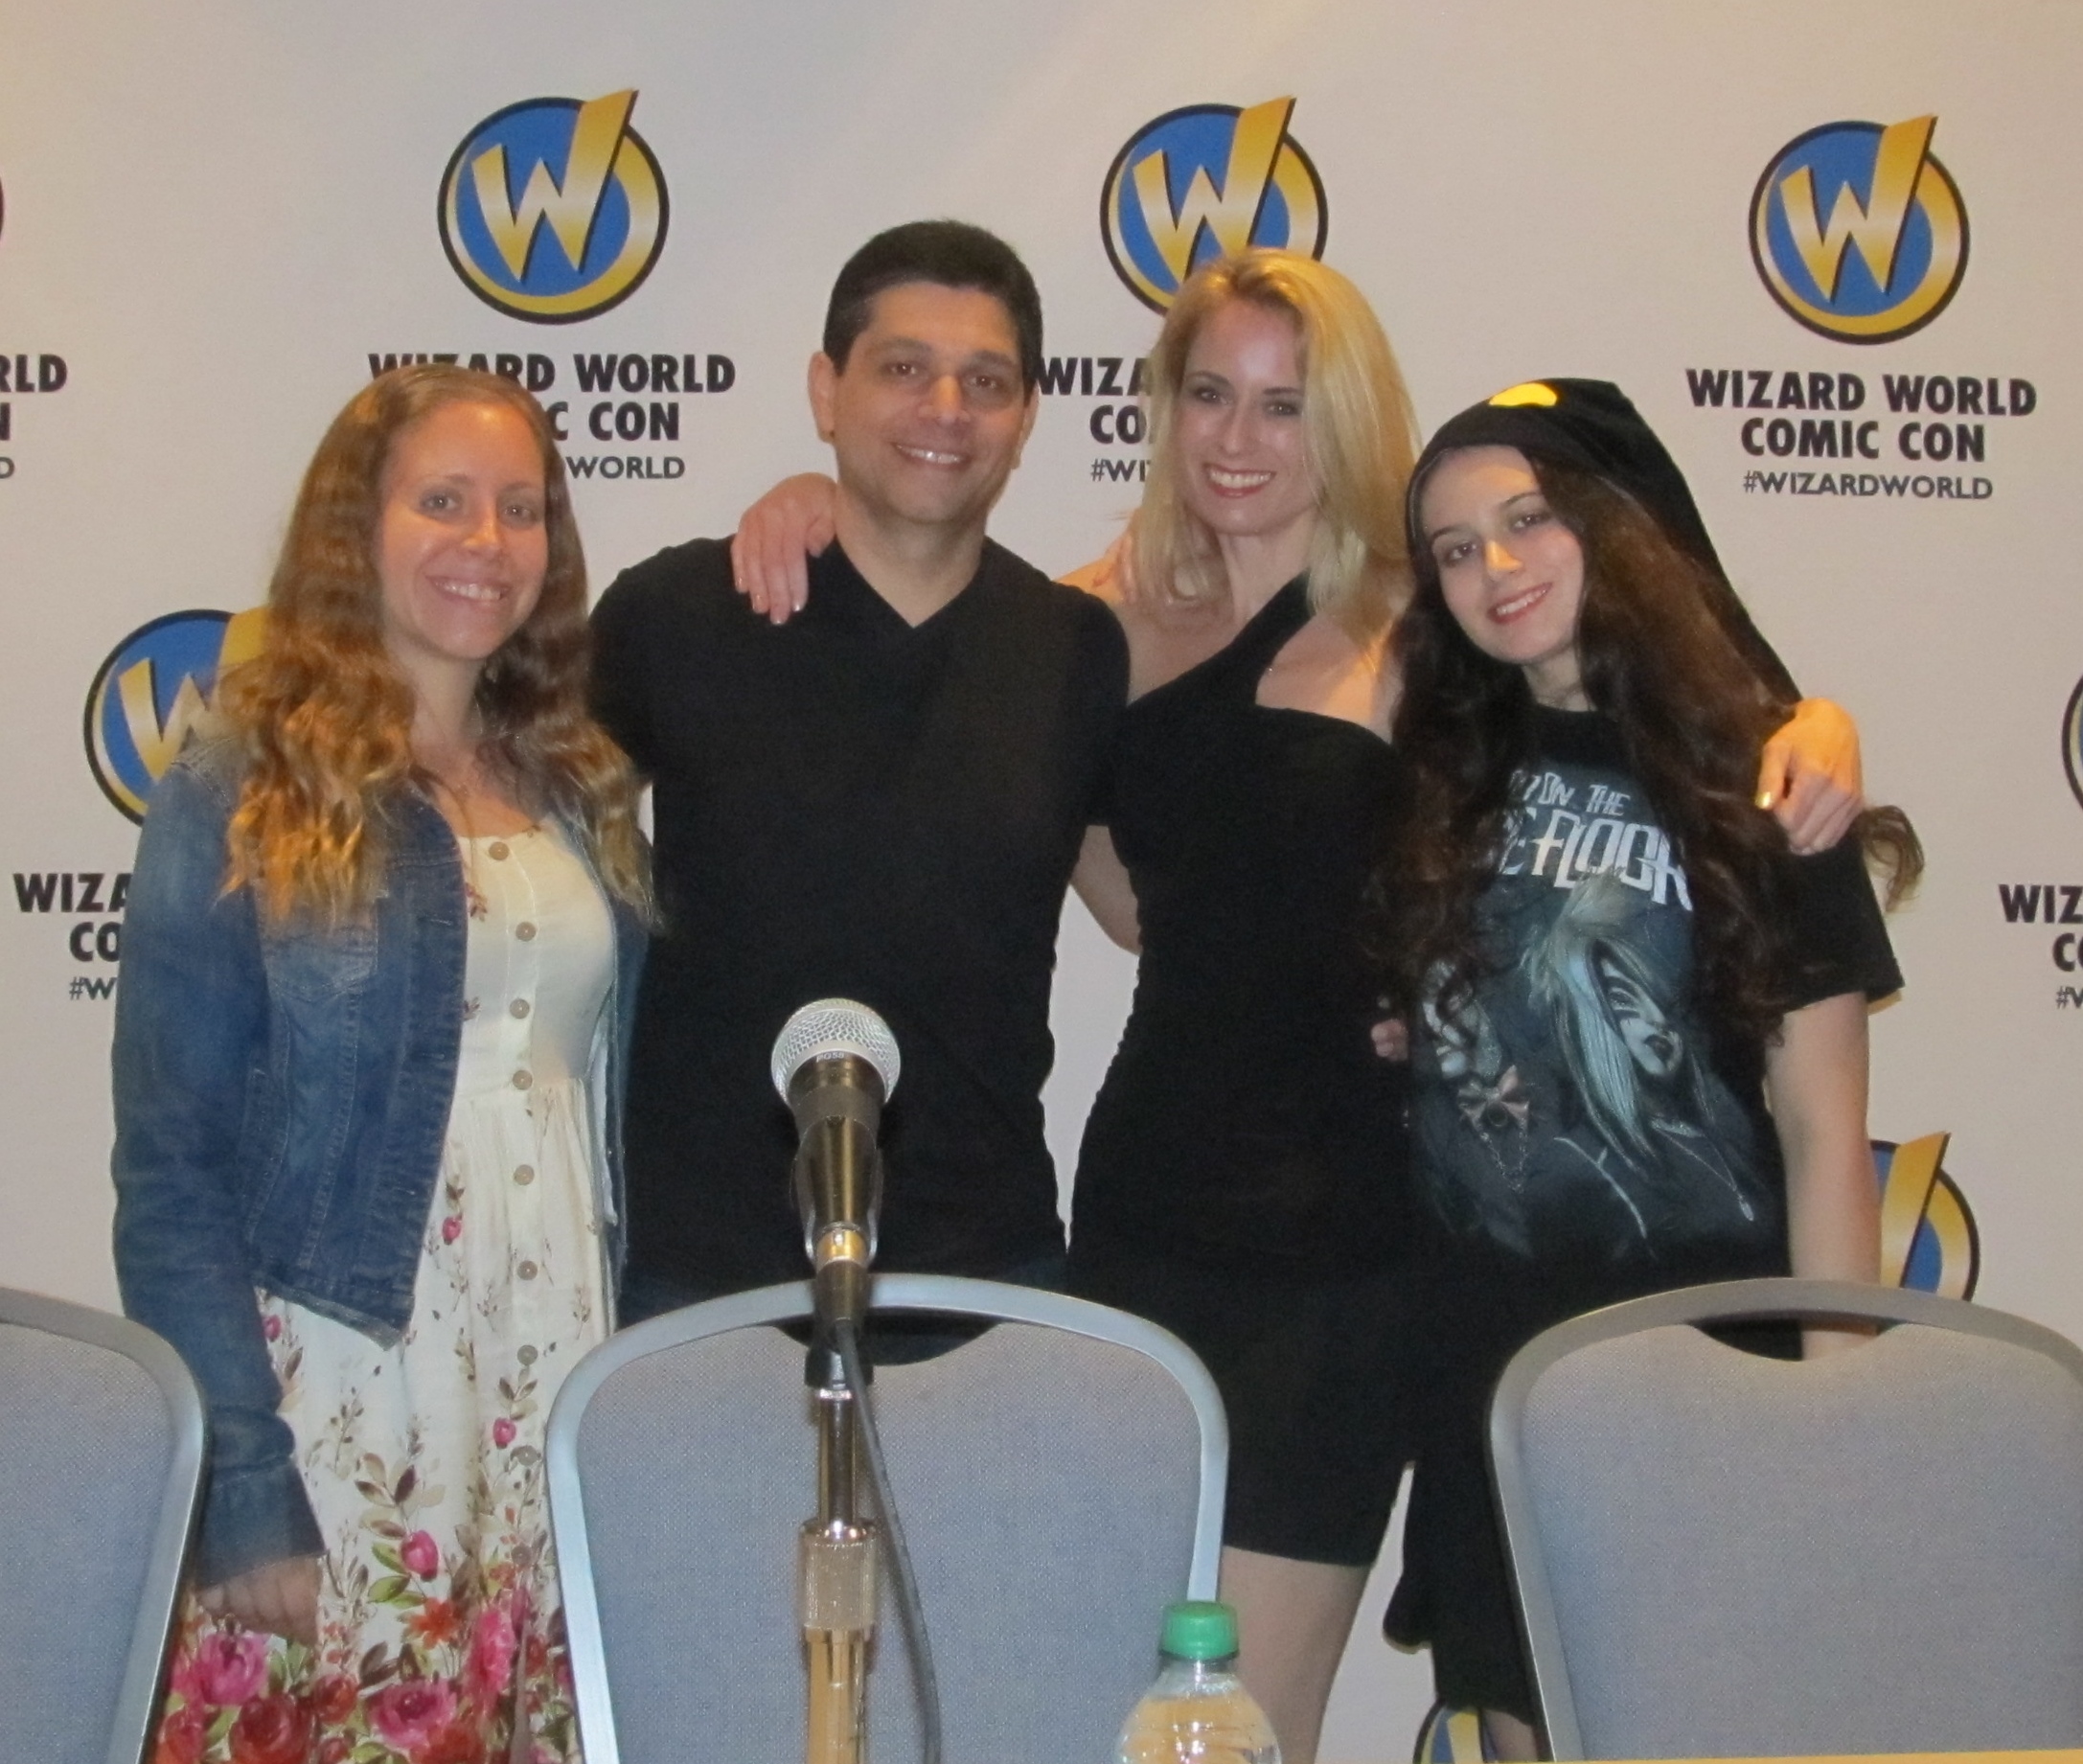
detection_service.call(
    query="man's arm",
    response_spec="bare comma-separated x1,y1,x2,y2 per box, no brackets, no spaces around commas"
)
590,568,664,778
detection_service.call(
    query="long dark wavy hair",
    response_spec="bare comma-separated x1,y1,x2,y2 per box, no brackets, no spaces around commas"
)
1378,453,1920,1047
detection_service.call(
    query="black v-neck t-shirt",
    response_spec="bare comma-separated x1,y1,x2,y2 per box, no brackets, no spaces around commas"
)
591,538,1128,1291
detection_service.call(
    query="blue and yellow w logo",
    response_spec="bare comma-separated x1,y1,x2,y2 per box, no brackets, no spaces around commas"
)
1751,117,1967,343
1875,1133,1979,1299
84,608,264,822
439,91,668,323
1102,99,1327,311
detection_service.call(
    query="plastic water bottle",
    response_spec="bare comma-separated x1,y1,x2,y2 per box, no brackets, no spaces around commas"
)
1115,1600,1282,1764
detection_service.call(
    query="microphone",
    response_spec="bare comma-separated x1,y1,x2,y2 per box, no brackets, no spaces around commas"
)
770,999,901,1333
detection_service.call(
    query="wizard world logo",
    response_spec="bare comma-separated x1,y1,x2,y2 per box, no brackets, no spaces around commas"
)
1101,98,1327,312
84,609,265,821
439,91,669,323
1749,116,1967,344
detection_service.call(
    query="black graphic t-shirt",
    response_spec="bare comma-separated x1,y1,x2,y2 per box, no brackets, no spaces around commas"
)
1390,706,1903,1717
1409,707,1902,1282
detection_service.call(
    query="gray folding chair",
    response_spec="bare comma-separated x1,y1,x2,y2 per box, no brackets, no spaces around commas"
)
548,1274,1226,1764
1490,1276,2083,1759
0,1287,205,1764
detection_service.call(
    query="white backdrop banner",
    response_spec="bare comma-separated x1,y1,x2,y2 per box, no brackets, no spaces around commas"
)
3,3,2076,1753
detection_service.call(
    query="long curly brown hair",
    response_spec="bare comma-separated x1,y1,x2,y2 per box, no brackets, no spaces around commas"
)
1379,455,1919,1046
218,365,650,923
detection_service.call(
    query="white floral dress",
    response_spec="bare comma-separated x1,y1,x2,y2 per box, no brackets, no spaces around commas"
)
155,826,614,1764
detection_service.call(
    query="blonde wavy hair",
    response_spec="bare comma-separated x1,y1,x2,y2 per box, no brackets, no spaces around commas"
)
1130,250,1419,638
218,365,650,924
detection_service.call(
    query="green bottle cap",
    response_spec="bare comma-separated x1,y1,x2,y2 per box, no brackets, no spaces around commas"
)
1159,1599,1239,1661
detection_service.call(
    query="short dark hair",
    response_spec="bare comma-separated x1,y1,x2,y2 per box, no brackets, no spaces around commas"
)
822,219,1044,393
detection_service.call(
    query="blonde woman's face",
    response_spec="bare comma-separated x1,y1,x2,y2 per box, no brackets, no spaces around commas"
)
376,400,549,683
1171,298,1318,552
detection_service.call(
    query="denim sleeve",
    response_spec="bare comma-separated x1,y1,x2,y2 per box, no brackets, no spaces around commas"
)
109,758,323,1586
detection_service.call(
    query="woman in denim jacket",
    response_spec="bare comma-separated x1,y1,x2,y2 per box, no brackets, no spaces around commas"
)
113,365,649,1761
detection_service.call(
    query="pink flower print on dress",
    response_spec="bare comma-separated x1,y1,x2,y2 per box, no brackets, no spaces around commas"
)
367,1677,458,1753
442,1214,464,1244
262,1312,283,1342
467,1598,519,1700
192,1628,269,1705
492,1416,517,1449
401,1528,442,1578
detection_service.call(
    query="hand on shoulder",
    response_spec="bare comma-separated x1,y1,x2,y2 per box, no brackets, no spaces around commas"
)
1059,531,1133,607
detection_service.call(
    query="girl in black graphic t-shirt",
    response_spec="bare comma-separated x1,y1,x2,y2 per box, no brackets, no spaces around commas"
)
1375,380,1922,1753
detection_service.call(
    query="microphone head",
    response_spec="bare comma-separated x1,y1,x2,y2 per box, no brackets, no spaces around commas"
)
770,998,901,1100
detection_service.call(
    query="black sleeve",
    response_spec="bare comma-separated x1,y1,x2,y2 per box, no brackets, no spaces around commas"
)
1779,837,1903,1007
590,564,661,778
1709,578,1801,704
1072,594,1131,826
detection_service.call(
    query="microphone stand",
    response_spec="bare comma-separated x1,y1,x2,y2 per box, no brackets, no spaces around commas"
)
801,1306,876,1764
790,1051,884,1764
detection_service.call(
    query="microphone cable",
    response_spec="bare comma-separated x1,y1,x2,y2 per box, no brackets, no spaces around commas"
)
834,1316,945,1764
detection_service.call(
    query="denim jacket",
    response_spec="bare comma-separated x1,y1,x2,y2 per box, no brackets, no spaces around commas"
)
110,739,646,1585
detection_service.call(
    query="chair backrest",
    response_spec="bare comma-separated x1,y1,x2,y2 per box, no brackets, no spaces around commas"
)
1490,1277,2083,1759
548,1274,1226,1764
0,1287,205,1764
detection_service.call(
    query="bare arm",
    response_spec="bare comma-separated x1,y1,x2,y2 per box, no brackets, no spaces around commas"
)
1071,825,1140,953
1763,991,1882,1355
1757,699,1865,856
728,472,838,623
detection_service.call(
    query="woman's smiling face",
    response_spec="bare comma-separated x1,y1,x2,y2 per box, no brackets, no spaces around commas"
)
1172,296,1320,555
375,399,549,688
1420,445,1589,708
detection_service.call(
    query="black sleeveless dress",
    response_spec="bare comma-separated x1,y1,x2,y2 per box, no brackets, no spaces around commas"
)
1067,577,1414,1566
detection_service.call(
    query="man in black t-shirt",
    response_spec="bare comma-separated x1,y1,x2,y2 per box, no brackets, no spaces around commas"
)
591,222,1127,1317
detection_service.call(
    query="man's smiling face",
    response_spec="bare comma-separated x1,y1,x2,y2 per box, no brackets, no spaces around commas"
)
810,280,1039,541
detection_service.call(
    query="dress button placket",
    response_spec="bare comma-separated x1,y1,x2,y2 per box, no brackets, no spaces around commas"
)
505,837,549,1330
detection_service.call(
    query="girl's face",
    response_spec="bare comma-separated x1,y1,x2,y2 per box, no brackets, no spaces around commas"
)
1419,445,1589,709
1172,297,1319,555
376,399,549,690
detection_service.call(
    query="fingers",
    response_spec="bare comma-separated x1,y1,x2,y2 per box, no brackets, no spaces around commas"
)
1799,795,1866,858
1772,765,1825,853
727,529,767,616
772,519,816,625
202,1557,322,1646
1370,1014,1410,1063
730,504,797,621
729,476,838,626
1753,727,1795,816
279,1559,322,1647
1770,765,1863,855
1759,707,1866,853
